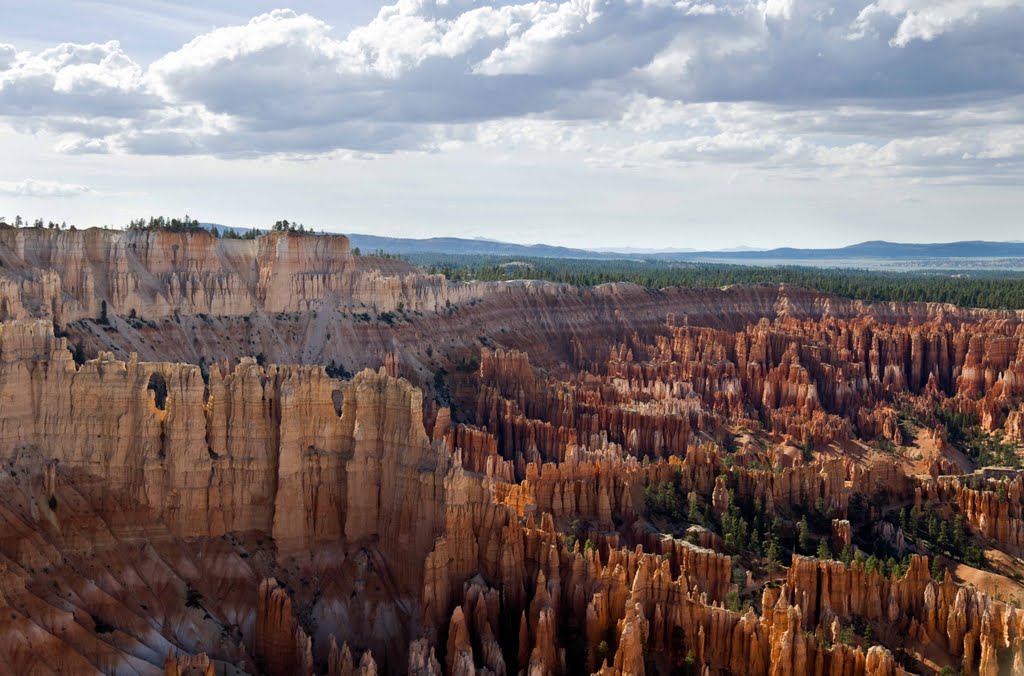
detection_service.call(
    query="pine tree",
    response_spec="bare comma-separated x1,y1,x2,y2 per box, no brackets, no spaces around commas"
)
687,491,701,524
900,507,911,534
865,555,880,575
930,556,945,581
766,537,781,573
798,516,812,554
817,538,831,560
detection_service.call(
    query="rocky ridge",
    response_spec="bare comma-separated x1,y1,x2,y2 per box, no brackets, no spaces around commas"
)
0,230,1021,674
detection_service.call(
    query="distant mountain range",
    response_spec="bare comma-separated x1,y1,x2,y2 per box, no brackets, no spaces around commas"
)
347,234,1024,262
665,240,1024,261
201,225,1024,262
345,233,625,259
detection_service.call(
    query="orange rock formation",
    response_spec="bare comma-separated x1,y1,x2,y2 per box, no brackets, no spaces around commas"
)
0,229,1021,675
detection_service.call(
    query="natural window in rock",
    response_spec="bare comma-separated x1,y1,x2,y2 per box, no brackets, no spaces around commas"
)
331,389,344,417
148,373,168,410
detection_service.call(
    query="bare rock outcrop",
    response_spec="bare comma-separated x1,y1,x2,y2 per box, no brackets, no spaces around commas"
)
1,232,1023,675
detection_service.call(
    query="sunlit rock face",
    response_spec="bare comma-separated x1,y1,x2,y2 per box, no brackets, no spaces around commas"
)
0,230,1023,674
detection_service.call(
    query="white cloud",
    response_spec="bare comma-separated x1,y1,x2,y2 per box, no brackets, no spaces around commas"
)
0,179,93,197
764,0,795,22
0,44,18,71
0,40,157,117
471,95,1024,183
0,1,1020,186
851,0,1024,46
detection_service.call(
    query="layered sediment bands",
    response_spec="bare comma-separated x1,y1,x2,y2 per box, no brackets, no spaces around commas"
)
28,234,1017,399
416,451,924,675
450,313,1024,483
0,320,448,672
929,474,1024,550
3,230,1024,674
61,281,815,395
0,320,444,548
783,555,1024,675
0,456,261,675
0,311,1014,676
4,227,1020,331
432,415,510,479
255,578,312,676
0,228,473,322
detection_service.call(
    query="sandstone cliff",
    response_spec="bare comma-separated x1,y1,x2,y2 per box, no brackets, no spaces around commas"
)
0,228,470,322
0,231,1022,675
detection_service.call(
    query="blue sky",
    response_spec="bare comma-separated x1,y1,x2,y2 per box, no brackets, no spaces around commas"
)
1,0,1022,249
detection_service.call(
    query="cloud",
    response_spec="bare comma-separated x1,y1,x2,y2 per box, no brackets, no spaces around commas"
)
0,179,94,197
464,94,1024,183
0,2,1021,185
851,0,1024,46
764,0,795,21
0,44,17,71
0,40,158,118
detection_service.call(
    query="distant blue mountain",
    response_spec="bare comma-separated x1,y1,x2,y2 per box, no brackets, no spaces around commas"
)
199,225,1024,261
660,240,1024,261
343,233,625,259
343,235,1024,261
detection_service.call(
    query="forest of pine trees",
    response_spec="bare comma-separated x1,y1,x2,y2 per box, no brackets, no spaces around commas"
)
414,253,1024,310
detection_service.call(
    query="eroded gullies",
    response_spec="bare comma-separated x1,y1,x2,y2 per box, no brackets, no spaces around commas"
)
0,229,1022,675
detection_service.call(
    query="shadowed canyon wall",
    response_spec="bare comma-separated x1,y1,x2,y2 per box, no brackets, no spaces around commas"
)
0,230,1021,675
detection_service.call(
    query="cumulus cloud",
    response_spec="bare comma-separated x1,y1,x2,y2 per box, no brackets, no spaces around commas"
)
0,44,17,70
0,40,159,118
851,0,1024,46
0,179,93,198
0,1,1021,183
650,99,1024,181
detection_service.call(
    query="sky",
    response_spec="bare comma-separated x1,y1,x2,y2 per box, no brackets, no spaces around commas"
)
0,0,1022,250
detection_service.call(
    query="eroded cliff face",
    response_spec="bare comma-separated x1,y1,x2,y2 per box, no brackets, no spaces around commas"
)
0,228,478,322
7,229,1024,379
0,319,449,672
1,231,1024,675
0,316,1019,675
0,320,443,546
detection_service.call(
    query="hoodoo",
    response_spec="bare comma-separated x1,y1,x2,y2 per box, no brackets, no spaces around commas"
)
0,229,1022,675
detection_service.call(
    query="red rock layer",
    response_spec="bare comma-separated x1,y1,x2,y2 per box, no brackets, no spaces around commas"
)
255,578,313,676
0,232,1021,675
929,474,1024,550
456,318,1024,483
2,227,515,325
